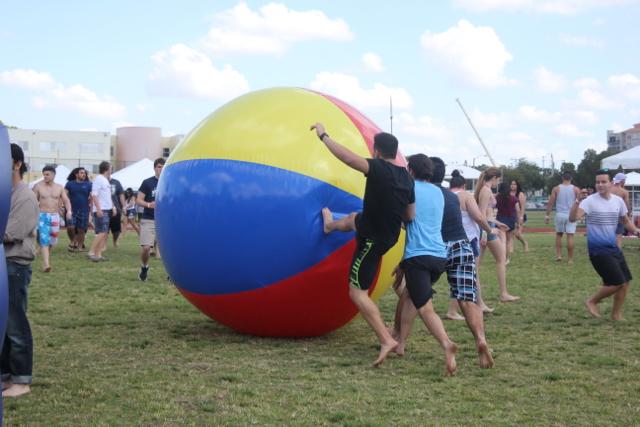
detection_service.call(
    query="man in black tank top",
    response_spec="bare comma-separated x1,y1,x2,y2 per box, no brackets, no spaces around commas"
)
311,122,414,367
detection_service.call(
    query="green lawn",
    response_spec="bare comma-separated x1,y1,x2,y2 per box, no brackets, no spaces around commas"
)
4,231,640,426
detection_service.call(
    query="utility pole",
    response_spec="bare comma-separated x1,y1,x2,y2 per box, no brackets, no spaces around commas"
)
389,96,393,134
455,98,496,166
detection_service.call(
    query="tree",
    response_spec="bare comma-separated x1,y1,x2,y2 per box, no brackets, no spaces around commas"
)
503,158,544,193
575,149,614,188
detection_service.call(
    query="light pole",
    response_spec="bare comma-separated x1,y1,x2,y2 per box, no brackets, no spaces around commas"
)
472,154,488,167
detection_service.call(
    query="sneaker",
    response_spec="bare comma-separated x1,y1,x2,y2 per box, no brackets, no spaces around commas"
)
139,265,149,282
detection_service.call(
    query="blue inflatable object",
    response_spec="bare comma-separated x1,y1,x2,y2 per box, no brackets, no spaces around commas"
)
0,125,12,423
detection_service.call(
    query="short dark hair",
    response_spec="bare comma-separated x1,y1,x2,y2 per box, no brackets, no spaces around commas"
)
154,157,166,168
99,161,111,174
595,168,611,180
430,157,446,184
10,143,28,178
562,171,572,181
42,165,56,174
407,154,433,181
450,169,465,188
373,133,398,159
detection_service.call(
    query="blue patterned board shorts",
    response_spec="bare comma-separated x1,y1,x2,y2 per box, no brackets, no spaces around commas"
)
445,239,477,303
38,212,60,246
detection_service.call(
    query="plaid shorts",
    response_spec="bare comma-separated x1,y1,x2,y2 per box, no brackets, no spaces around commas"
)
445,239,477,303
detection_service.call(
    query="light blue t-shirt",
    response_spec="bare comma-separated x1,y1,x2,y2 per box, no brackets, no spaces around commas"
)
580,192,627,256
403,181,447,260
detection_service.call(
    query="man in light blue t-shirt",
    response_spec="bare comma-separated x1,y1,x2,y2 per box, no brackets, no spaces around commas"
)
570,169,640,320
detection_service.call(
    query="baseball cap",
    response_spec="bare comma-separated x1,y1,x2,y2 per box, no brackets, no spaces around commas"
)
613,172,626,184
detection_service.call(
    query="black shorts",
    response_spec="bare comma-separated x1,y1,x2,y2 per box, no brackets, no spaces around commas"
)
109,211,122,233
349,236,391,291
590,252,632,286
497,215,516,231
400,255,447,309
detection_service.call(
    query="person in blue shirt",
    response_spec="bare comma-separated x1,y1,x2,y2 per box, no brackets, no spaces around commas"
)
64,167,92,252
393,154,458,377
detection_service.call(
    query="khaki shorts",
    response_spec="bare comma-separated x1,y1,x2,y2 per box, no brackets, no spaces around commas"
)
140,219,156,247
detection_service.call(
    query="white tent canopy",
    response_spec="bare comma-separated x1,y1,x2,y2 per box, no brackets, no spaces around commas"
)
624,171,640,186
601,145,640,169
29,164,72,189
111,158,154,191
445,164,481,180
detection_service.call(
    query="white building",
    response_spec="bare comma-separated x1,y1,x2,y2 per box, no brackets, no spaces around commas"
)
607,123,640,153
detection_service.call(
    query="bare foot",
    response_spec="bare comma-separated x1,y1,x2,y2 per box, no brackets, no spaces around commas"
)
523,242,529,252
394,342,405,357
477,342,494,369
611,314,624,321
2,384,31,397
556,257,562,262
500,294,520,302
321,208,333,234
444,341,458,377
505,258,510,266
446,312,465,321
567,260,574,266
481,305,495,314
43,266,51,273
373,339,398,367
584,300,601,318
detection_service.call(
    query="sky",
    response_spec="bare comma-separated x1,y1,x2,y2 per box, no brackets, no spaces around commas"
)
1,0,639,168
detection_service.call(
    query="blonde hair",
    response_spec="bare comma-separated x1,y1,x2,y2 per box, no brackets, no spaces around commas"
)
474,167,501,202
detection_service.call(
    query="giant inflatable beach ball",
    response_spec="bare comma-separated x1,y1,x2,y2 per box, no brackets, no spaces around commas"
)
156,87,406,337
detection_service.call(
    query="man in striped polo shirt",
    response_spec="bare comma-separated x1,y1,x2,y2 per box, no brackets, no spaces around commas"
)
570,169,640,320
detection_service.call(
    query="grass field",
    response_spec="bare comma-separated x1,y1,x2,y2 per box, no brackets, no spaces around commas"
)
3,229,640,426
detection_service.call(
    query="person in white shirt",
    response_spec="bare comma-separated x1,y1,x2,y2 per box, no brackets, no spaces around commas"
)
87,161,114,262
570,169,640,320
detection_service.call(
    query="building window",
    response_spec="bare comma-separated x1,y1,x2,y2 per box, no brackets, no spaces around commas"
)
11,140,29,151
163,147,170,158
39,142,66,152
80,143,101,154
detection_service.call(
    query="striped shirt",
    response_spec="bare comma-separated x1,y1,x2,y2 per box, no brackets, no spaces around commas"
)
579,193,627,256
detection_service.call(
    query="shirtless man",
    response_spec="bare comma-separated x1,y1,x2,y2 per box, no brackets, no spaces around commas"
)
32,165,72,272
611,173,631,248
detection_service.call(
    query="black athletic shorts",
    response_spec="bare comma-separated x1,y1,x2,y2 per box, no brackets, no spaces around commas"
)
349,236,392,291
590,252,632,286
400,255,447,309
109,211,122,234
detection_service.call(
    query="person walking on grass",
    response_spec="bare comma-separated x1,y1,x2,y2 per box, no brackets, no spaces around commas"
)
87,161,113,262
546,171,580,264
2,144,39,398
108,177,125,248
610,172,631,248
314,123,414,367
136,158,165,282
64,167,91,252
570,169,640,320
510,179,529,253
475,167,520,302
32,165,72,272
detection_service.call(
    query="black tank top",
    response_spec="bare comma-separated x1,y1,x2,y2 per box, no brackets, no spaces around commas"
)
438,185,468,242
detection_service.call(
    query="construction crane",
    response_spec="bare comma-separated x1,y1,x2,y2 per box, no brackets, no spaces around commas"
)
455,98,497,167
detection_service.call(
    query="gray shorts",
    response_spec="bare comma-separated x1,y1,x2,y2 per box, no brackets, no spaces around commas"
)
139,219,156,247
555,212,577,234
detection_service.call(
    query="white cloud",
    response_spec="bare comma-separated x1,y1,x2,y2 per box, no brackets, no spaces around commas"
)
534,66,567,93
452,0,636,14
362,53,384,72
559,34,604,48
396,112,452,140
201,2,354,56
148,43,250,101
575,88,620,109
420,20,515,88
519,105,560,123
309,72,413,109
0,68,125,119
608,73,640,101
469,109,514,129
573,77,600,89
0,69,55,90
554,123,593,137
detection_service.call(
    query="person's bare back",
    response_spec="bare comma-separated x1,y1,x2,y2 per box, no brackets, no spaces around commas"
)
34,181,65,213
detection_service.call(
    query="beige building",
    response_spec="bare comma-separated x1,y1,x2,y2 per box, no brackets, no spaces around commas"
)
8,127,183,182
607,123,640,153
